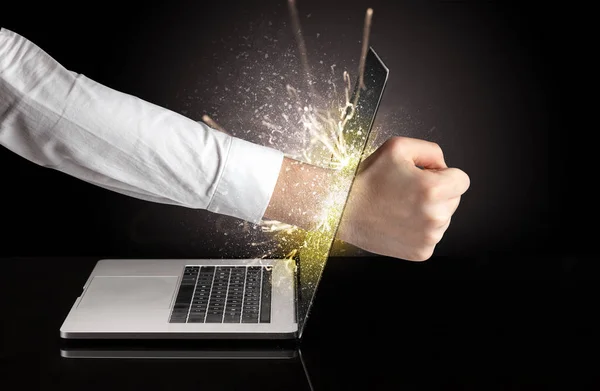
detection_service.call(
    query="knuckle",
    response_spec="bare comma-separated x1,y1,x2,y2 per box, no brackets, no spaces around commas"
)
387,136,410,149
415,177,440,201
459,169,471,190
406,246,435,262
385,137,410,161
423,230,443,246
431,141,443,156
422,184,440,201
422,213,447,230
451,169,470,194
433,143,445,164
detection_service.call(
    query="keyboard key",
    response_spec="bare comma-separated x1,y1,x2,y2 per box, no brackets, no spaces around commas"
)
260,268,272,323
242,315,259,323
169,316,187,323
188,313,204,323
223,314,241,323
188,317,205,323
206,313,224,323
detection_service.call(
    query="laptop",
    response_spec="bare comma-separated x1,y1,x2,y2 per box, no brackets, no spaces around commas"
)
59,47,389,341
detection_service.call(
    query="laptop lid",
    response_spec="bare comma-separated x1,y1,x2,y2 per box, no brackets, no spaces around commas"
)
294,47,389,337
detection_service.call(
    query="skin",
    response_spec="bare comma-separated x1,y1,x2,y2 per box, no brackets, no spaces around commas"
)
264,136,471,261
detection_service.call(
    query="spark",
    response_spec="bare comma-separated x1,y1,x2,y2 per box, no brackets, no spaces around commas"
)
358,8,373,91
259,220,298,234
258,73,367,255
202,114,230,135
287,0,317,97
258,7,376,243
200,5,377,307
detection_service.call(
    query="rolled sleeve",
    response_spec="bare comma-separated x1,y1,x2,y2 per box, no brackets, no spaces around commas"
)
207,137,283,224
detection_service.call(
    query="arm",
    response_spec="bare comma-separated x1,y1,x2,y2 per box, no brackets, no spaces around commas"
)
1,28,470,261
0,27,282,224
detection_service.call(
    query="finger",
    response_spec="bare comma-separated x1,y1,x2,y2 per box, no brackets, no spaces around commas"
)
393,137,448,170
421,202,453,228
437,218,451,232
434,198,460,225
423,219,451,245
425,167,470,199
448,196,461,215
420,198,459,230
431,219,451,244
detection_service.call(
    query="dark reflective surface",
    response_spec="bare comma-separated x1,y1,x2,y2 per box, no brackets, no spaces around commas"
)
3,255,600,390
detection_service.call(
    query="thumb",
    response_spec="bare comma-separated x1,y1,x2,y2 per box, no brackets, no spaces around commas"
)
395,137,447,170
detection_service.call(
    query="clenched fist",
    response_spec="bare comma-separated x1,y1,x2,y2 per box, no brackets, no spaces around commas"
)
265,136,469,261
337,136,470,261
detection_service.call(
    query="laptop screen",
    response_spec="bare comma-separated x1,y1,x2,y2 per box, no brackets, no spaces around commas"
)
295,48,389,336
205,47,389,336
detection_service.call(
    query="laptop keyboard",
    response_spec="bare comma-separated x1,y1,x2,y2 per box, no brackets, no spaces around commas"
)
169,266,272,324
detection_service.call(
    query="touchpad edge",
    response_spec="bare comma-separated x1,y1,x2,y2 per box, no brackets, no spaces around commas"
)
77,276,178,311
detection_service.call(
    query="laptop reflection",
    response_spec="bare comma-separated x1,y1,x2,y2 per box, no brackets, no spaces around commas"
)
60,338,299,359
60,339,315,390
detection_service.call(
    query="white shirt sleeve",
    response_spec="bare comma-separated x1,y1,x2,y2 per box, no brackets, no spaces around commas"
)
0,28,284,224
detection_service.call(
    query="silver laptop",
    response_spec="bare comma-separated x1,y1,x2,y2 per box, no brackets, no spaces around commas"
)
60,47,389,341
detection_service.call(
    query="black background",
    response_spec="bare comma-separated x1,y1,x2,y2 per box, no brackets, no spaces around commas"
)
1,0,597,389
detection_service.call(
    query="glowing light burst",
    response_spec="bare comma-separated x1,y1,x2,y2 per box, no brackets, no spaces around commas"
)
201,4,376,315
245,7,379,333
254,84,370,311
244,10,376,287
258,58,371,247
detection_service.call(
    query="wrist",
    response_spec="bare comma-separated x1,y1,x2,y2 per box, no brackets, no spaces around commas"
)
264,157,336,231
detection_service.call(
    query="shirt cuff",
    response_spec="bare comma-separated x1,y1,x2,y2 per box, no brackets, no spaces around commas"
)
207,137,284,224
